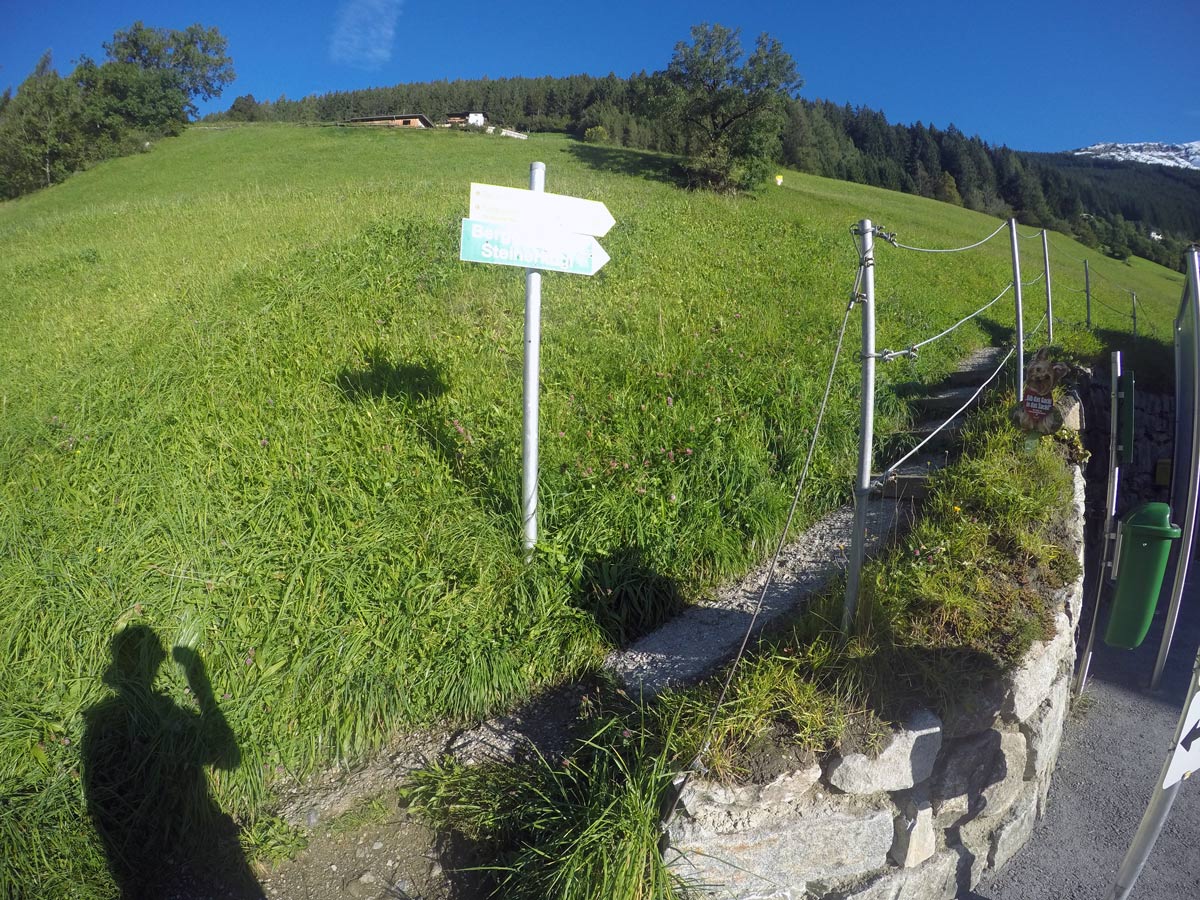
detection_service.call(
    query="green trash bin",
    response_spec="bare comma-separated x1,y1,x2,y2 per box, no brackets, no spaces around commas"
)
1104,502,1181,649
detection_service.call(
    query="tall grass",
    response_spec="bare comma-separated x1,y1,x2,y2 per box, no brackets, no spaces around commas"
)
409,712,689,900
0,124,1176,894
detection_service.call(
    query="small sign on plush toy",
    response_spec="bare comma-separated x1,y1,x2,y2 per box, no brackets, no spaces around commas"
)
1013,348,1071,436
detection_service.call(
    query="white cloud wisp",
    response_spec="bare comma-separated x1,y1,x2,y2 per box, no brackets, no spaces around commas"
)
330,0,403,71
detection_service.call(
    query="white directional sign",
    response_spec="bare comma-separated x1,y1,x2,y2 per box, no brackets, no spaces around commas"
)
459,219,610,276
469,182,615,237
1163,693,1200,787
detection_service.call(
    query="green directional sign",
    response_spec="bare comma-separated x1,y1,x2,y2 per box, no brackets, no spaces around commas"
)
459,218,610,276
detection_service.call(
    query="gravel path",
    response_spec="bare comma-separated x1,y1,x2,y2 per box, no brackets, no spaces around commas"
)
974,570,1200,899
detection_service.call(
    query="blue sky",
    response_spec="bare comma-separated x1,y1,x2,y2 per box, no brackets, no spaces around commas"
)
2,0,1197,152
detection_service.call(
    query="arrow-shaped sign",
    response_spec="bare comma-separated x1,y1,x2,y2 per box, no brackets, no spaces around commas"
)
1163,694,1200,788
459,218,609,276
1181,721,1200,753
470,183,615,237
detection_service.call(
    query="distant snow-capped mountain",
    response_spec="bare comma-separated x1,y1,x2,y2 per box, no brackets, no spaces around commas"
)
1072,140,1200,170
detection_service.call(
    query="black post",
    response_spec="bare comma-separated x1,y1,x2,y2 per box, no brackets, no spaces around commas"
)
1085,260,1092,327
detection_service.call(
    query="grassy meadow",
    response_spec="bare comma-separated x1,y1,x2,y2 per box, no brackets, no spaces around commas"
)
0,124,1183,894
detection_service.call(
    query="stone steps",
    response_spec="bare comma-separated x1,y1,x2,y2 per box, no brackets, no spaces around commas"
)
606,346,1010,697
605,494,917,696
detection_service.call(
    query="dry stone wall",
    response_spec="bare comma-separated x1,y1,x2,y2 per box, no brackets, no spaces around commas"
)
664,467,1086,900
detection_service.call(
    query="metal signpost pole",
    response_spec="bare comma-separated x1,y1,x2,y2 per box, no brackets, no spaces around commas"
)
842,219,875,632
460,170,613,558
1103,650,1200,900
1074,350,1123,696
1009,219,1025,398
521,162,546,557
1085,260,1092,327
1042,230,1053,345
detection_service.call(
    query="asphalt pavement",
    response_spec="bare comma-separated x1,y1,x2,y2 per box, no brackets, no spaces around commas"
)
974,568,1200,900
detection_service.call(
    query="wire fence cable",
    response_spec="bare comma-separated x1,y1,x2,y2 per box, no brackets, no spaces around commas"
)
878,283,1013,361
872,344,1017,489
877,220,1009,254
660,275,860,828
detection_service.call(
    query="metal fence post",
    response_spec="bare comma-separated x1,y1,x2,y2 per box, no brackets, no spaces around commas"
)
1085,259,1092,327
1009,219,1025,398
1042,230,1053,345
521,162,546,557
842,219,876,632
1132,291,1138,343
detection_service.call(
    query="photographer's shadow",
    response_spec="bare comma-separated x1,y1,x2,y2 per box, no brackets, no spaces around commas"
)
83,625,264,899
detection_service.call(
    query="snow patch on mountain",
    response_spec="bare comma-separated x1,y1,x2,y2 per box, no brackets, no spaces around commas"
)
1072,141,1200,170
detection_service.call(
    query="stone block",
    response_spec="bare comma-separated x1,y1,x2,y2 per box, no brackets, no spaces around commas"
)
990,783,1040,871
977,731,1027,821
843,851,960,900
673,763,823,833
669,798,894,896
827,710,942,795
955,815,994,886
1005,612,1073,722
931,731,1000,825
1022,674,1070,782
889,786,935,868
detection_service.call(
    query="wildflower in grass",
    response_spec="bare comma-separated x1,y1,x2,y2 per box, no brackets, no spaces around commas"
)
685,448,693,455
670,493,677,502
668,450,675,462
666,395,674,407
259,438,268,448
96,546,105,553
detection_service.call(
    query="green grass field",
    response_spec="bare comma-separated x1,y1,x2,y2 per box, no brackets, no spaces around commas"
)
0,124,1183,895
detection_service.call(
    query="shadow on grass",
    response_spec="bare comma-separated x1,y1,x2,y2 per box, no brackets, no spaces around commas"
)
336,349,447,403
83,625,264,899
576,548,685,647
565,143,684,188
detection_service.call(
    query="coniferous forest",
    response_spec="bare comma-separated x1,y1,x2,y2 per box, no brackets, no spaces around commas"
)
3,19,1195,272
211,74,1199,272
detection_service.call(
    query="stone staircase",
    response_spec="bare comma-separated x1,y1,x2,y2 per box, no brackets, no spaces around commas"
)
606,346,1010,696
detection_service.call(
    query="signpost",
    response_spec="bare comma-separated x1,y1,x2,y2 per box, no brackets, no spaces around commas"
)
1163,693,1200,789
458,164,614,556
469,182,615,237
459,219,610,276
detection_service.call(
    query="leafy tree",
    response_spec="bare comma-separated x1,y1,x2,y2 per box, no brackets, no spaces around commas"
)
659,22,801,191
228,93,262,122
104,21,234,117
71,57,187,155
0,52,81,196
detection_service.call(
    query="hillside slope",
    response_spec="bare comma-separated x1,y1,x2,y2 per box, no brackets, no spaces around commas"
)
0,124,1183,895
